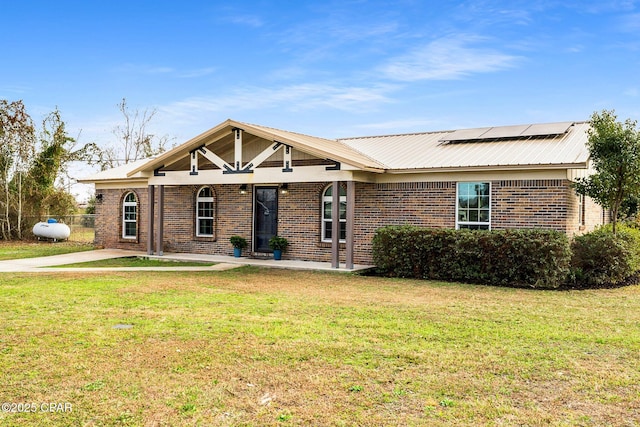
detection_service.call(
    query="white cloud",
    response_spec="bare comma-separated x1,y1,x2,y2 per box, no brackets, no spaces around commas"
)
379,35,521,81
0,84,31,95
580,1,638,14
178,67,217,78
351,118,441,134
624,87,639,97
618,12,640,32
159,83,395,123
112,64,175,75
112,64,216,78
565,45,585,53
226,14,264,28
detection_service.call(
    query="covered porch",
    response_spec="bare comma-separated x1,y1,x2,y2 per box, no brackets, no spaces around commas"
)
133,120,385,270
145,180,361,269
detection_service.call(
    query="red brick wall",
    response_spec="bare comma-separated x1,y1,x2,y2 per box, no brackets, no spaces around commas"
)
162,185,253,255
95,188,148,251
95,179,604,266
582,195,608,233
353,182,456,263
491,179,574,233
491,180,606,236
279,183,340,262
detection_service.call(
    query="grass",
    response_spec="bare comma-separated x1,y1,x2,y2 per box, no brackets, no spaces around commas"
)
52,256,216,268
67,227,95,243
0,240,95,261
0,268,639,426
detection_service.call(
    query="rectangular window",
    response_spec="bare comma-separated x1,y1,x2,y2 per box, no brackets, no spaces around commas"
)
578,194,586,226
456,182,490,230
196,200,214,237
123,204,137,238
322,185,347,242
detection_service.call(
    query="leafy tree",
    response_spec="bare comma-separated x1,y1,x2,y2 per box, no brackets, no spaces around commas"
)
574,110,640,234
0,100,81,239
26,108,85,220
87,98,170,170
85,196,96,215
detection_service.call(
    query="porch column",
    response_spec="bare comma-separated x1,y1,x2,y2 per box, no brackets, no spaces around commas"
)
155,185,164,256
331,181,340,268
234,128,243,170
147,185,155,255
345,181,355,269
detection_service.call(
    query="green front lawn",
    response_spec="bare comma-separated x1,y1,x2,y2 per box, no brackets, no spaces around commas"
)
0,241,94,260
0,268,639,426
53,256,215,268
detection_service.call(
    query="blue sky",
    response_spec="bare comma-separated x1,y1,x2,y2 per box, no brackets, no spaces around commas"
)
2,0,640,198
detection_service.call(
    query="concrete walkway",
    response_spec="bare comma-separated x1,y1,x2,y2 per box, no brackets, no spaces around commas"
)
0,249,373,273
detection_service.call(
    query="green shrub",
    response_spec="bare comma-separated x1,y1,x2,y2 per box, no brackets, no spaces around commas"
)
570,225,640,287
372,226,570,289
268,235,289,251
230,235,248,249
371,225,423,278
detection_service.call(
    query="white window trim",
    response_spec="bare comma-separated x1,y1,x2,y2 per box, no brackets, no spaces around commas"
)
321,184,346,243
122,192,137,239
455,182,491,230
196,187,215,237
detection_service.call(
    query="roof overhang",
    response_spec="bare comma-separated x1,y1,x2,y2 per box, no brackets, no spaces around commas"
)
385,162,589,174
126,119,386,177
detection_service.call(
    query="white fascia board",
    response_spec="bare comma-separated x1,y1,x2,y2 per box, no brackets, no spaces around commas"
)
147,166,359,186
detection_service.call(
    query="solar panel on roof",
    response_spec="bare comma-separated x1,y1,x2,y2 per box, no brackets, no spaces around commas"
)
520,122,573,136
439,127,491,142
480,124,530,138
438,121,574,143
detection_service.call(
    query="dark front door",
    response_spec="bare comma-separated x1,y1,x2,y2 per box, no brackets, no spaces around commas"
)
254,187,278,252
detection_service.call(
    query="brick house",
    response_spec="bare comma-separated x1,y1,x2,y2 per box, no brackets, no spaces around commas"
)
80,119,605,268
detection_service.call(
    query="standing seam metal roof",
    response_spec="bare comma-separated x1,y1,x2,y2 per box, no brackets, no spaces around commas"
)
81,119,591,183
338,121,590,171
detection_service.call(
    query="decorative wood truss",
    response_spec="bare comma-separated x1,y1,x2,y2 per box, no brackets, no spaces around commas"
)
188,128,296,176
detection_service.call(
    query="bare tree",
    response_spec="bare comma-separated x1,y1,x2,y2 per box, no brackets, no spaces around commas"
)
87,98,171,170
0,100,35,239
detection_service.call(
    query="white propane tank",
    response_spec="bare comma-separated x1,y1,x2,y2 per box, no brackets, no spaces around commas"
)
32,219,71,241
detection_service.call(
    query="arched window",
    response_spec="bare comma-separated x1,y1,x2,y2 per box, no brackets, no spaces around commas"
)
196,186,214,237
321,184,346,242
122,192,137,239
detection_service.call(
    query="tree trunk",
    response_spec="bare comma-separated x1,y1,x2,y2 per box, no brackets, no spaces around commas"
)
611,206,618,236
16,171,22,240
3,180,10,240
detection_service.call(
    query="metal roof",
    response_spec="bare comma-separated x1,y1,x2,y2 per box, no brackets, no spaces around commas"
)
78,157,154,183
241,121,386,171
81,119,591,182
338,121,590,172
126,119,386,177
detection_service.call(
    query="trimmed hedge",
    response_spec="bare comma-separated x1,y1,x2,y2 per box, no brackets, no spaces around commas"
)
569,225,640,288
372,226,571,289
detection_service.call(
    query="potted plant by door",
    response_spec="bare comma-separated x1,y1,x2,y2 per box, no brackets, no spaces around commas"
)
230,235,248,258
268,236,288,260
